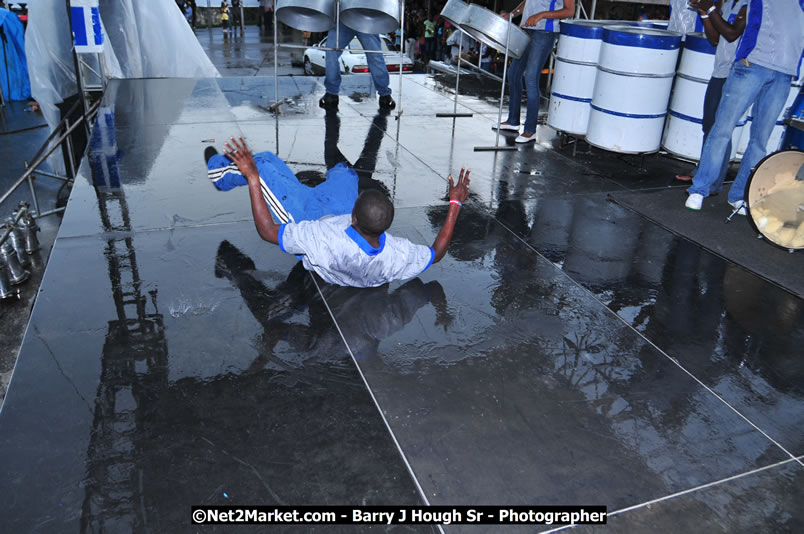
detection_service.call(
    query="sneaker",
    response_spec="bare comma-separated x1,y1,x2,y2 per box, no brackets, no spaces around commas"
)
204,146,218,165
319,93,339,110
515,132,536,144
728,200,747,216
379,95,396,110
492,122,520,132
685,193,703,211
685,187,717,197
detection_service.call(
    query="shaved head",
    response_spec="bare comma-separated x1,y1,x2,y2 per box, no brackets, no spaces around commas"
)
352,190,394,237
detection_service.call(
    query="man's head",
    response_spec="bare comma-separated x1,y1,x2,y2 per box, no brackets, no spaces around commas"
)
352,190,394,238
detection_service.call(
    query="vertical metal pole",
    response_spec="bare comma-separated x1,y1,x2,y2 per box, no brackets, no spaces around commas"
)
591,0,598,19
335,0,340,57
453,36,462,114
208,0,212,33
240,3,245,33
273,6,278,105
493,20,513,148
397,0,405,115
64,117,77,179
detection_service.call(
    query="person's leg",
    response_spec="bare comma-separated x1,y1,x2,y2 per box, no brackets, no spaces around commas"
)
324,23,357,96
522,31,557,135
705,77,729,192
356,32,392,97
727,68,791,204
504,44,530,127
687,63,765,198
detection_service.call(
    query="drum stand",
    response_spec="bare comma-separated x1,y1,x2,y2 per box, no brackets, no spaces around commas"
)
436,36,474,119
474,20,517,152
272,0,408,131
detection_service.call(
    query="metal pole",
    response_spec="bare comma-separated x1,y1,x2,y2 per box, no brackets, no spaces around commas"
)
397,0,405,117
453,36,463,114
273,6,278,106
0,100,100,207
64,0,89,132
591,0,598,19
475,17,516,151
240,3,245,33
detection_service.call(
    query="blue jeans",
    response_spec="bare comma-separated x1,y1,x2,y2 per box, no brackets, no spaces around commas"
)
324,24,392,97
505,29,556,134
689,63,791,203
692,76,731,193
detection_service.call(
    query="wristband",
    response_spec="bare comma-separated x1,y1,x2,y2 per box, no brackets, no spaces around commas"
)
450,200,463,207
700,14,709,19
706,5,716,14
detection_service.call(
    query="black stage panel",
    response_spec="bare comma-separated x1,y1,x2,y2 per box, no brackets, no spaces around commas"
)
0,76,801,533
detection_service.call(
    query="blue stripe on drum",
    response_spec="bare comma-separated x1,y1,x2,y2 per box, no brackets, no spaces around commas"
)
560,22,605,40
602,27,681,50
551,92,593,103
591,104,667,119
684,33,716,55
669,110,703,124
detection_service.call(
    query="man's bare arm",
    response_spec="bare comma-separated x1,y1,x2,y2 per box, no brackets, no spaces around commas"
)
692,0,747,44
431,168,470,264
224,136,281,245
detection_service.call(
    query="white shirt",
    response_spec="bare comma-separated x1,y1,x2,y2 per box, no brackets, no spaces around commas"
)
278,214,435,288
712,0,748,79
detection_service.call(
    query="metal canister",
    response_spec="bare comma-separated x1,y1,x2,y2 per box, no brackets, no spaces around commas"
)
7,223,31,268
0,241,29,285
0,259,16,299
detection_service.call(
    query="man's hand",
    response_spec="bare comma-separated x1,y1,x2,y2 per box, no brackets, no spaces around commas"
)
449,167,470,204
524,13,542,27
500,11,510,20
689,0,715,14
224,136,259,180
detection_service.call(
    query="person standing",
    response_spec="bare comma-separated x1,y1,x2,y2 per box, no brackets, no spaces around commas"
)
423,15,436,64
685,0,804,213
676,0,747,190
318,24,396,111
230,0,242,32
495,0,575,144
260,0,274,33
220,1,230,33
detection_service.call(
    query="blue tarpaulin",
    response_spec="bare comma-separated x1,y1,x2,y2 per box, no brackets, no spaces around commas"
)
0,8,31,101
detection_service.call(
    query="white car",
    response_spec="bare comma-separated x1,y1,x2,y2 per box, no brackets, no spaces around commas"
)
303,36,413,76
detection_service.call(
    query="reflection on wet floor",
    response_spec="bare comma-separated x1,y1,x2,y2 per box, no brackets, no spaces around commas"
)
0,75,801,532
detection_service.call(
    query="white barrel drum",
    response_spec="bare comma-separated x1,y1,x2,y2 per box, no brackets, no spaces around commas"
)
586,26,682,153
662,33,716,160
548,20,606,135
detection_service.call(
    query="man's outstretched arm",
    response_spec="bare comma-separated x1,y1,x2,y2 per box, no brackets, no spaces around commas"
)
431,168,470,264
225,136,281,245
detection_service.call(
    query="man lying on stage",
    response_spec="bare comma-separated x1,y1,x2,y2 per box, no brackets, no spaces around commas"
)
205,136,470,288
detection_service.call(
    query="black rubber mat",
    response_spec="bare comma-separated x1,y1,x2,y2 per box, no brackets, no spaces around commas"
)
609,188,804,298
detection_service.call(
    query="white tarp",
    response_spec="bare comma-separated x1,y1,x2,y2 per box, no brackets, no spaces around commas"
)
25,0,220,158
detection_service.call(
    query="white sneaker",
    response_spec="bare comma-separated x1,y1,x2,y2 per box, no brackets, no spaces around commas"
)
515,133,536,144
685,193,703,211
493,122,520,132
728,200,747,216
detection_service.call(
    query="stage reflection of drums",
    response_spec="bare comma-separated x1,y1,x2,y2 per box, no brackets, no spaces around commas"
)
747,150,804,250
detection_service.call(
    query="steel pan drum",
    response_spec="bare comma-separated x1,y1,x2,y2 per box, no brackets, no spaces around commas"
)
747,150,804,250
441,0,469,28
460,4,530,59
276,0,337,32
340,0,400,35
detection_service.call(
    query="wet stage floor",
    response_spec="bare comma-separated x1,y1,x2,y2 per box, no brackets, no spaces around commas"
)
0,75,802,533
